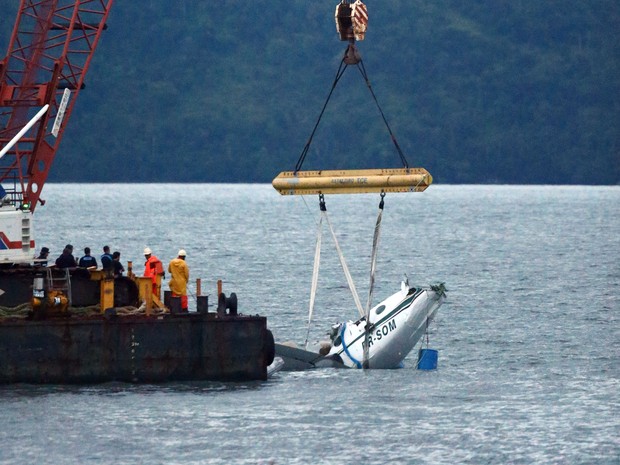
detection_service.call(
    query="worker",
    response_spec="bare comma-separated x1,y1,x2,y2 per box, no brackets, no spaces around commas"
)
143,247,164,296
168,249,189,312
35,247,50,267
55,244,77,268
112,251,125,278
100,245,113,272
78,247,98,269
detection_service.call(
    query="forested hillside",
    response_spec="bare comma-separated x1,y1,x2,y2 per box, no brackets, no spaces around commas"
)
1,0,618,184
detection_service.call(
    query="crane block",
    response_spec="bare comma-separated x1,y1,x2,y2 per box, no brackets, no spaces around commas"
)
335,0,368,42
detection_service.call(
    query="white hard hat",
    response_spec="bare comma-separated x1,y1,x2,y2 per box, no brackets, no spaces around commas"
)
144,247,152,255
178,249,187,257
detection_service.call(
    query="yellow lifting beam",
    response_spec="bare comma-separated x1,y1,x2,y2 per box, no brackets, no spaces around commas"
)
272,168,433,195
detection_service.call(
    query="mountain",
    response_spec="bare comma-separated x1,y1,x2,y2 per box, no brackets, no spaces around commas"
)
1,0,618,184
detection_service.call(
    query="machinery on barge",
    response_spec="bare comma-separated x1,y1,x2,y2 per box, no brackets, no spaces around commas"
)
0,0,274,383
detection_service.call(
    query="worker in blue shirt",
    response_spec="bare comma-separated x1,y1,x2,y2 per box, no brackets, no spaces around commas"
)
100,245,113,271
78,247,98,269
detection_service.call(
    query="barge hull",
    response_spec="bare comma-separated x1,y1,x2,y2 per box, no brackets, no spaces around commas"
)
0,314,275,383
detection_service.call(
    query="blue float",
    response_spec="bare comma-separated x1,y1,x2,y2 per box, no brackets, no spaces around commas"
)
417,348,438,370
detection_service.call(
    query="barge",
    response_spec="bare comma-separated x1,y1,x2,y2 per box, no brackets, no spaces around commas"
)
0,266,276,383
0,311,275,384
0,1,275,383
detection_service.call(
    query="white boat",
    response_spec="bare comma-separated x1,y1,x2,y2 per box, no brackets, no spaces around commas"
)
325,280,446,368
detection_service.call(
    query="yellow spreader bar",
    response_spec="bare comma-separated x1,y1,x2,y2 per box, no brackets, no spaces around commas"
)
272,168,433,195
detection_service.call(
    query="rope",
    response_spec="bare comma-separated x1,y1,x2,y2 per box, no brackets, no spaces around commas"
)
304,213,323,350
363,192,385,369
301,195,319,227
356,61,410,169
295,59,349,173
365,192,385,315
0,303,32,318
322,201,365,318
293,41,413,173
293,43,412,172
0,301,170,320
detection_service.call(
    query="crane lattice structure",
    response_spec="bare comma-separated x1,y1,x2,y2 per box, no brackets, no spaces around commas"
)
0,0,113,212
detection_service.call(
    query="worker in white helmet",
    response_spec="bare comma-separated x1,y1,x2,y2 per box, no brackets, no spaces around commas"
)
143,247,164,297
168,249,190,312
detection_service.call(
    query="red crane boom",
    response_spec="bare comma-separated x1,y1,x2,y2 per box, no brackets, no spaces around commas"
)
0,0,113,212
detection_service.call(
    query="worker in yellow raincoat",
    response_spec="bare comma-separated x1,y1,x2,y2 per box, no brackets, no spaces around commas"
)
168,249,190,311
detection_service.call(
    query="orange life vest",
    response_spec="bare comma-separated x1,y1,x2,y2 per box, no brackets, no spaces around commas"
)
144,255,163,285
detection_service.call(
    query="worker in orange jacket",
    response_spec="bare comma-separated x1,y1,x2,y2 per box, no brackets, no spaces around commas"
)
143,247,164,297
168,249,190,312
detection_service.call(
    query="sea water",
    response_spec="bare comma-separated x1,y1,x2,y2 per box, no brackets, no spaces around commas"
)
0,184,618,465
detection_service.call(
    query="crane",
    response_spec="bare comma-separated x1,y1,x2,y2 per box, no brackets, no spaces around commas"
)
0,0,112,264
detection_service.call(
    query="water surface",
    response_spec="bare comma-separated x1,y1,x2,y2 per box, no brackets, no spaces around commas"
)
1,184,618,464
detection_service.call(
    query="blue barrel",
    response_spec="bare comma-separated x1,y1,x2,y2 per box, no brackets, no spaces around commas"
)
417,348,438,370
